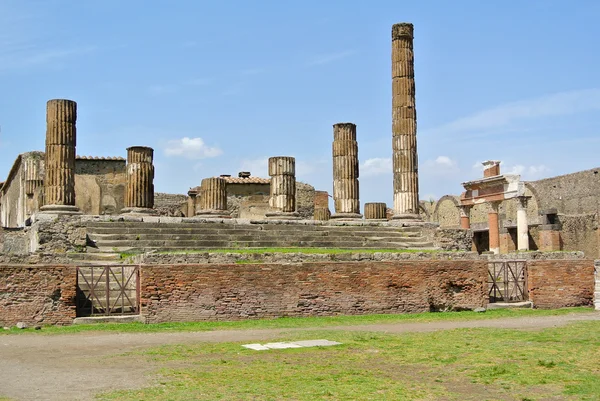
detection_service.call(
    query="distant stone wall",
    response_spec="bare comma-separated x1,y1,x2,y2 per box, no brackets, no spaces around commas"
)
527,168,600,214
0,265,77,326
31,215,87,254
558,214,599,259
140,260,488,323
75,158,127,215
296,182,315,219
527,259,594,309
154,193,187,217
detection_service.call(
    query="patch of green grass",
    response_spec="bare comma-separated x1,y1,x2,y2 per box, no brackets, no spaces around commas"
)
97,321,600,400
1,307,591,335
157,247,443,255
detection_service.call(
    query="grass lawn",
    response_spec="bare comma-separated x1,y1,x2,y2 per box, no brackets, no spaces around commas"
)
0,307,591,335
96,319,600,401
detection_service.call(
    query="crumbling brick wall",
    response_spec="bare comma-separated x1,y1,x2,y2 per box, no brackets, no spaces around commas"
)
140,260,488,323
0,265,77,326
527,259,594,308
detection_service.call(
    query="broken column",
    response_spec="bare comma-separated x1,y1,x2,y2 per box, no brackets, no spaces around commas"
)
392,23,420,221
122,146,156,214
331,123,362,219
516,196,530,251
266,156,299,219
364,203,387,220
196,177,229,217
313,190,331,221
488,202,500,254
40,99,80,214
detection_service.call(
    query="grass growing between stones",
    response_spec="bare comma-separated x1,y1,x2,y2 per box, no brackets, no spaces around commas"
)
97,321,600,401
0,307,591,335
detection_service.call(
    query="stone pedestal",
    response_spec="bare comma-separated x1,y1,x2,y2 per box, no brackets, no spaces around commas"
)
40,99,81,215
516,196,530,251
488,202,500,254
122,146,156,215
196,177,230,217
313,208,331,221
331,123,362,220
364,203,387,220
391,23,420,221
266,156,299,219
538,224,561,251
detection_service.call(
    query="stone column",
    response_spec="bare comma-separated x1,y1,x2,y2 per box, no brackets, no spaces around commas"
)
459,206,471,229
266,156,299,219
392,23,420,221
364,203,387,220
516,196,530,251
122,146,156,214
186,188,198,217
41,99,80,214
331,123,362,219
196,177,229,217
488,202,500,254
538,224,561,251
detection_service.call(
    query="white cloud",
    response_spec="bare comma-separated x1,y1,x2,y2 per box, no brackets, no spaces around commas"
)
361,157,392,177
422,156,459,177
164,137,222,160
307,50,356,66
502,163,550,180
427,88,600,137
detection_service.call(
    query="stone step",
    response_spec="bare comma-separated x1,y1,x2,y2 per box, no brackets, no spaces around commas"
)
85,226,418,237
91,237,429,248
89,241,434,253
89,232,422,244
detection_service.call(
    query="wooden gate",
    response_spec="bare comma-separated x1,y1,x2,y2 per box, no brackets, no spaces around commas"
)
76,266,140,316
488,260,527,303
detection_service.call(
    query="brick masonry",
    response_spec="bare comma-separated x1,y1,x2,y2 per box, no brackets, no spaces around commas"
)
527,259,595,309
0,265,77,326
140,260,488,323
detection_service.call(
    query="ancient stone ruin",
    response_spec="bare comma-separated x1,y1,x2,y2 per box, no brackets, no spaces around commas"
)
0,22,597,329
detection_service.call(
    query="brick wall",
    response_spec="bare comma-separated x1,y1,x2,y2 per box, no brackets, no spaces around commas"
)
140,260,488,323
0,265,77,326
527,259,594,309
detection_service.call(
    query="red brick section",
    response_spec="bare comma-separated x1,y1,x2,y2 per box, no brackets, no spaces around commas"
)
527,260,594,308
0,265,77,326
140,261,488,323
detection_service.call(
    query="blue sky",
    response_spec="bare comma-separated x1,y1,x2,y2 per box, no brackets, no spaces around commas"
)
1,1,599,207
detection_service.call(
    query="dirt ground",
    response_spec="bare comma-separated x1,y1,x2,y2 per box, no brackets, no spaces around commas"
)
1,312,598,401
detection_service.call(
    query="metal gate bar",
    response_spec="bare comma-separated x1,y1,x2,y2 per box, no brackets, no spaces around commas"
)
76,265,140,316
488,260,527,303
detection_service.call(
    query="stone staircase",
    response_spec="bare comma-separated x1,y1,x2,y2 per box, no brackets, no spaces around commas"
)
79,220,435,257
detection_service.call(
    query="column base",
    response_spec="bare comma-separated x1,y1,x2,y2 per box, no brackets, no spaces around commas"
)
265,211,301,220
195,210,232,218
330,212,363,220
120,207,158,215
391,213,421,221
39,205,82,215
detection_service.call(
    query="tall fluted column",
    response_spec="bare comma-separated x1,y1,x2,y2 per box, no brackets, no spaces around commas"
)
122,146,156,214
392,23,420,221
40,99,80,214
196,177,230,217
266,156,300,219
331,123,362,219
